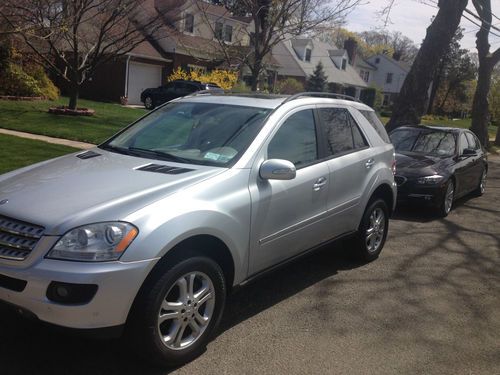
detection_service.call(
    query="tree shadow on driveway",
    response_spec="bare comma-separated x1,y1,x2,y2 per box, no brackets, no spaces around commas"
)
0,243,365,375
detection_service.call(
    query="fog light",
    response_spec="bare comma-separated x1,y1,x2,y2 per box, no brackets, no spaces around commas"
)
46,282,98,305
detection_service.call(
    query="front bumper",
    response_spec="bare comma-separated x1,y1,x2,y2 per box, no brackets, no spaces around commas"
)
0,256,158,330
396,182,447,206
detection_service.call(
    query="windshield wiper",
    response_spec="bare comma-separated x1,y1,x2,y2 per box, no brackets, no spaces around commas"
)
128,147,192,163
100,144,137,156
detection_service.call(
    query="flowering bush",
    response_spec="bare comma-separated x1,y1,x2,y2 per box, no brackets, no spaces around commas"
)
167,67,238,90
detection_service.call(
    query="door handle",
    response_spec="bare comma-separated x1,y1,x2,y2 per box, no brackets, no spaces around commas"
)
365,159,375,169
313,177,327,191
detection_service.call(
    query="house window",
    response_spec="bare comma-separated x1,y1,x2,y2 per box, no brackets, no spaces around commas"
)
375,57,380,64
363,71,369,82
224,24,233,43
305,48,312,62
214,21,223,39
386,73,393,84
184,13,194,33
341,58,347,70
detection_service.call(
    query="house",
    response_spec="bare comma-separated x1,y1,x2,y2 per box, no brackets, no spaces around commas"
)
272,38,369,99
81,0,252,105
357,54,410,107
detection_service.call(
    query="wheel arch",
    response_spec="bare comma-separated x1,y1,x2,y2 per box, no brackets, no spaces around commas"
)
126,234,236,327
369,183,395,215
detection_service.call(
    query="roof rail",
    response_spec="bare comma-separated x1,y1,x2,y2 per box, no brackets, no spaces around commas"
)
282,92,361,104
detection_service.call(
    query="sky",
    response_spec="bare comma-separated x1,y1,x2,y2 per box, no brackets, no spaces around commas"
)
343,0,500,52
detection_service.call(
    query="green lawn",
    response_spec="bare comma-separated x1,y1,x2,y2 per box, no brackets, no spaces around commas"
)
0,97,147,144
0,134,79,175
380,116,498,139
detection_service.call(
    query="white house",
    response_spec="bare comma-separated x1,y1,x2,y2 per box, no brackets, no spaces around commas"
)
272,38,368,98
361,54,410,107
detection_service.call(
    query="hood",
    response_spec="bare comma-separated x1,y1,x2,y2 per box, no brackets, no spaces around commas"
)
0,149,224,234
395,151,452,178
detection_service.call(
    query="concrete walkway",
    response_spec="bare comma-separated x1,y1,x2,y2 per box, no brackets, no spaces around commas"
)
0,128,95,150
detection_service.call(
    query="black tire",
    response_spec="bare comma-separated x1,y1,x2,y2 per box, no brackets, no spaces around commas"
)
128,256,226,367
473,168,487,196
349,198,389,262
144,96,155,110
437,179,454,217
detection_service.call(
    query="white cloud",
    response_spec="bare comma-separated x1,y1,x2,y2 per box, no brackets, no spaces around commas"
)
342,0,500,52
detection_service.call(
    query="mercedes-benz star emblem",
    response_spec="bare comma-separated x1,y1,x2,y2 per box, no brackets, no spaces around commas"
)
0,199,8,205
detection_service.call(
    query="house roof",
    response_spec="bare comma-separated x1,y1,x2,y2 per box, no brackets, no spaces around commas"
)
356,59,377,70
273,39,368,88
368,53,411,73
328,49,347,57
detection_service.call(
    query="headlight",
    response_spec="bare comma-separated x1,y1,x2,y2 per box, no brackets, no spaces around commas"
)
416,175,444,185
47,222,138,262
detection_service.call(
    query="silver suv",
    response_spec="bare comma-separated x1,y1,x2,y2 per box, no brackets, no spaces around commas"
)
0,93,396,366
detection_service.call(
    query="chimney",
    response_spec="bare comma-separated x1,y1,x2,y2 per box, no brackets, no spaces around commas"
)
343,38,358,66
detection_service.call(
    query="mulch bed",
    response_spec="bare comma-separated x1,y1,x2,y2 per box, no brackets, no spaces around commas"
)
48,106,95,116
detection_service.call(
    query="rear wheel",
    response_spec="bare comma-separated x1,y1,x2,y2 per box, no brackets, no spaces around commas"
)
438,180,454,217
144,96,155,110
129,256,226,367
350,199,389,262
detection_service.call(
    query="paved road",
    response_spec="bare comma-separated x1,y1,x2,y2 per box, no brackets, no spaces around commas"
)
1,157,499,375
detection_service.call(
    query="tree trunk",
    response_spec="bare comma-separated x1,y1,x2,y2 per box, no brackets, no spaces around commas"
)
427,64,444,114
495,123,500,146
68,83,80,110
251,60,262,91
470,60,493,147
469,0,500,148
386,0,468,132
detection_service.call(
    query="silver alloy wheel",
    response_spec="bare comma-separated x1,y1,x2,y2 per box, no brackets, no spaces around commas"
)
444,181,454,214
144,97,153,109
365,207,385,253
157,271,215,351
480,170,486,194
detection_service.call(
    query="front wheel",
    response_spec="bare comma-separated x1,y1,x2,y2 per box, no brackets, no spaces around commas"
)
350,199,389,262
129,256,226,367
144,96,155,110
438,179,454,217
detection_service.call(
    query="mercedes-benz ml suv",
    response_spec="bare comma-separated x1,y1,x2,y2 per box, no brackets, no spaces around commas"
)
0,93,396,366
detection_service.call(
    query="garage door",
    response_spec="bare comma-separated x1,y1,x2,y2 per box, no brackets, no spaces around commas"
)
127,62,162,105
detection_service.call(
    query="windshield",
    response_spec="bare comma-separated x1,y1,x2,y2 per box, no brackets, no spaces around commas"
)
102,102,271,166
390,128,456,157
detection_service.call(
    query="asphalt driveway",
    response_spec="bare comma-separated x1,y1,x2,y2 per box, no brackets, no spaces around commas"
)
1,157,499,375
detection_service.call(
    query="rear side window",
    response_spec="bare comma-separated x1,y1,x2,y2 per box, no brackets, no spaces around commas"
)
268,110,318,168
359,110,391,143
318,108,368,156
465,132,480,150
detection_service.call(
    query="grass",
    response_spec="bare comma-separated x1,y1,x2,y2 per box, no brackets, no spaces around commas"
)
0,134,79,175
380,116,498,139
0,97,147,144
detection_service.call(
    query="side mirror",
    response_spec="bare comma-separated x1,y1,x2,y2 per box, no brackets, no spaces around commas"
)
462,148,476,157
260,159,296,180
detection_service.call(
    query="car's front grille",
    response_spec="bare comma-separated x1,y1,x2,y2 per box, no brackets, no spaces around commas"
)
394,175,407,186
0,215,44,261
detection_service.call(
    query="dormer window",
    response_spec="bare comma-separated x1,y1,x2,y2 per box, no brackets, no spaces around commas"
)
184,13,194,33
305,48,312,62
224,24,233,43
341,58,347,70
